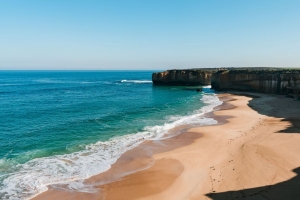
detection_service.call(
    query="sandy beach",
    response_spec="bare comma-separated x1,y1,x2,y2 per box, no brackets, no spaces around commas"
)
33,92,300,200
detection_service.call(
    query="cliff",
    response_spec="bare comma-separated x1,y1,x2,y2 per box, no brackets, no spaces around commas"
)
152,68,300,97
211,69,300,96
152,69,215,86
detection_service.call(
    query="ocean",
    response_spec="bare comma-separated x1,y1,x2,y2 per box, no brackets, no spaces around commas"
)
0,70,221,199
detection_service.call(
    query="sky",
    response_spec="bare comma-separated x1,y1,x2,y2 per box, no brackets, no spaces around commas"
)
0,0,299,70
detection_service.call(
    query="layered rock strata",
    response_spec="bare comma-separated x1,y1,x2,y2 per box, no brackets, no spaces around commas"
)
152,68,300,97
211,69,300,96
152,69,215,86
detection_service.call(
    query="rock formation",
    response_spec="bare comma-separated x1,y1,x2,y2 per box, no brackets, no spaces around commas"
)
152,69,215,86
211,69,300,96
152,68,300,98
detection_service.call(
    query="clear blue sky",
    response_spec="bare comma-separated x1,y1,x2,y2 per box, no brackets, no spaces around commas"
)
0,0,299,70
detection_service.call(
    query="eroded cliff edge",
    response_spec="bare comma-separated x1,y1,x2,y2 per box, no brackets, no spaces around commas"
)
152,68,300,97
152,69,216,86
211,69,300,96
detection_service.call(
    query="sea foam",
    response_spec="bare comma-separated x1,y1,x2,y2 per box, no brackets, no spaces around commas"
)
120,80,152,83
0,93,222,200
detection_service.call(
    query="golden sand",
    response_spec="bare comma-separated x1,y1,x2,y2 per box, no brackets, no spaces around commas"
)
33,93,300,200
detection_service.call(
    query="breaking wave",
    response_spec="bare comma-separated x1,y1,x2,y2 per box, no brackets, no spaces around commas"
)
120,80,152,84
0,94,222,200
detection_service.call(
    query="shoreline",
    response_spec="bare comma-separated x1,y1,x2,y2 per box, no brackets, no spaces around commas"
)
33,92,300,200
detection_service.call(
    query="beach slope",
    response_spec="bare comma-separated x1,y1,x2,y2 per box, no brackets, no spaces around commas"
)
33,93,300,200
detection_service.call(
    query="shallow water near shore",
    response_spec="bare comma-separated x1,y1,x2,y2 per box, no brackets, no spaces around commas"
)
0,71,221,199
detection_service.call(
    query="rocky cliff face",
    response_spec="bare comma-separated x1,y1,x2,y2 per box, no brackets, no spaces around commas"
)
152,69,214,86
152,68,300,97
211,69,300,96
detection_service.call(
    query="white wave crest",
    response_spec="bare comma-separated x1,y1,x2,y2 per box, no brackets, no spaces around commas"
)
120,80,152,84
202,85,211,89
0,94,222,200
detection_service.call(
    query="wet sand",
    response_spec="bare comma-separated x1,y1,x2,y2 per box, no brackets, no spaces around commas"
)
33,92,300,200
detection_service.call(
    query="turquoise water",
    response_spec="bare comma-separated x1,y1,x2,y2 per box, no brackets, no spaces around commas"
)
0,71,220,199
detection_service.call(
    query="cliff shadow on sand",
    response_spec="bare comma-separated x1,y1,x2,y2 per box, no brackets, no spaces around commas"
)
206,167,300,200
247,93,300,134
206,92,300,200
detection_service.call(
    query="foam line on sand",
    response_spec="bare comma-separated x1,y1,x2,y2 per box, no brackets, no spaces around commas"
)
33,92,300,200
